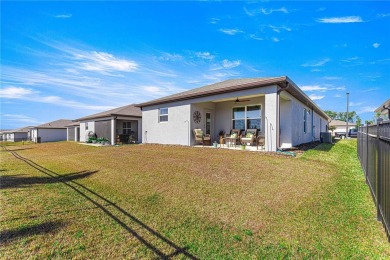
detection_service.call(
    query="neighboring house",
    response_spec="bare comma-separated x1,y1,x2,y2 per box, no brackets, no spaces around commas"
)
0,126,31,142
136,76,330,151
329,120,356,137
74,104,142,145
375,98,390,121
66,122,80,142
30,119,72,143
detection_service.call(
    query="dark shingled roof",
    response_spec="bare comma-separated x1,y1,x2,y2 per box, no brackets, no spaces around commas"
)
65,121,80,127
329,120,356,127
136,76,330,121
2,126,31,133
74,104,141,121
32,119,73,129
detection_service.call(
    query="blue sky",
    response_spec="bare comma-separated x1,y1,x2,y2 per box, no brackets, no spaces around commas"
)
1,1,389,129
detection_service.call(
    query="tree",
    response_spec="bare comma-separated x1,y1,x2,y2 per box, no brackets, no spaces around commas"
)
365,120,374,125
356,115,362,128
324,110,338,120
336,111,356,122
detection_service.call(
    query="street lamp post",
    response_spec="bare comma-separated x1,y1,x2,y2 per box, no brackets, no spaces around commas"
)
346,92,349,139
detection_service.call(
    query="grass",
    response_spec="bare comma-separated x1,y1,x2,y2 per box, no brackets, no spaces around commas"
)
0,140,389,258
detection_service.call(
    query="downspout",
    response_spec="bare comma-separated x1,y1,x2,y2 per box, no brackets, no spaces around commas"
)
276,81,290,149
311,106,314,141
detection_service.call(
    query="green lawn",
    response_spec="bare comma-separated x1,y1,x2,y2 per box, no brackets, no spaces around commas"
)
0,140,389,258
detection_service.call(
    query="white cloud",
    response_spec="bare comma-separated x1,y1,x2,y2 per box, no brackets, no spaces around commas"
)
54,13,72,19
269,25,291,33
210,18,220,24
302,58,330,67
159,52,183,62
249,34,264,41
0,86,35,98
361,87,379,92
301,85,328,91
222,59,241,69
194,52,215,60
76,51,138,73
309,94,325,100
219,28,244,35
144,86,161,93
300,84,345,93
1,114,40,124
260,7,289,15
0,86,114,111
342,57,359,63
272,37,280,42
322,76,342,80
349,102,363,107
377,13,390,18
317,16,363,23
373,43,380,48
357,106,376,114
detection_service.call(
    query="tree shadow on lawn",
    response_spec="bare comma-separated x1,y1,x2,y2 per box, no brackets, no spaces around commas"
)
0,220,65,244
0,171,97,189
4,147,198,259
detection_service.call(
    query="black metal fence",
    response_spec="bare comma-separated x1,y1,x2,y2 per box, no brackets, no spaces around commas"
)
358,121,390,241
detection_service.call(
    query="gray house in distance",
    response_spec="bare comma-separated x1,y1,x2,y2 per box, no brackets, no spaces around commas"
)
74,104,142,145
30,119,72,143
136,76,330,151
0,126,31,142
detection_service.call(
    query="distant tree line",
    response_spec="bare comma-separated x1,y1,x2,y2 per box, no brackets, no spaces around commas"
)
324,110,363,127
324,110,381,127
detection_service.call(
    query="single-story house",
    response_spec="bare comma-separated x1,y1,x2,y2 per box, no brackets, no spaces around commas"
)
74,104,142,145
136,76,330,151
66,122,80,142
0,126,31,142
375,98,390,121
30,119,72,143
329,120,356,136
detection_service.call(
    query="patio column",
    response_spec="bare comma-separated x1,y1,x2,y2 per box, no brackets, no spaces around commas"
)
111,117,116,145
265,93,278,152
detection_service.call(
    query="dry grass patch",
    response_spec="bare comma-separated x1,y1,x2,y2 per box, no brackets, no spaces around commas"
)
1,141,389,258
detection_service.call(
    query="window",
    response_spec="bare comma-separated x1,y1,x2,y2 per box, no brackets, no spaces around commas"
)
86,122,89,130
232,105,261,131
205,112,211,135
159,108,168,122
303,109,307,133
123,122,132,134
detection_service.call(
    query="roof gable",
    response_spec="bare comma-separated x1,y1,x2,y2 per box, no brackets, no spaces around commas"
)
33,119,73,129
75,104,141,121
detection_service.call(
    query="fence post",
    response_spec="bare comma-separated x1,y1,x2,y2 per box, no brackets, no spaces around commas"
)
376,122,382,221
366,125,369,184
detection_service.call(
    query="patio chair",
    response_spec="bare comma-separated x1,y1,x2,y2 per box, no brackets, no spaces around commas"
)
193,129,211,146
225,129,242,146
257,135,265,150
241,129,258,146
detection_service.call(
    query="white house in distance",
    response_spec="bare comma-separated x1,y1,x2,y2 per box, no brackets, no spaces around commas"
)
329,119,356,137
30,119,72,143
0,126,31,142
66,122,80,142
136,76,330,151
74,104,142,145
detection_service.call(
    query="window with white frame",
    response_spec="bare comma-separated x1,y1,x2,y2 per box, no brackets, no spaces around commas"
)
123,122,132,134
159,108,168,122
232,105,261,131
303,108,307,133
86,122,89,130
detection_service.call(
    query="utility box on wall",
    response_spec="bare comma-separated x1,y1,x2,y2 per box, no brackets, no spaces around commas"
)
320,132,332,143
